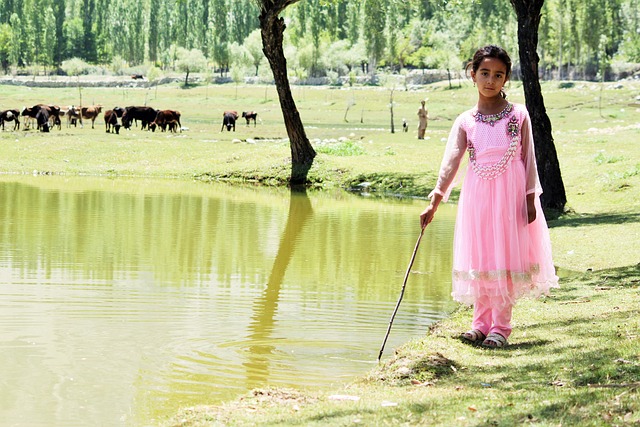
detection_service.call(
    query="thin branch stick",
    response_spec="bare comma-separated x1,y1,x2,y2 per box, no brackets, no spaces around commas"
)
377,226,426,362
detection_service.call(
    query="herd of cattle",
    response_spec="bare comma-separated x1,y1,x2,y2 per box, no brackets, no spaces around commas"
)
0,104,259,134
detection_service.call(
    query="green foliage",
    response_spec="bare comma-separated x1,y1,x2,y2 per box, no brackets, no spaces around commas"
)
60,57,92,76
0,0,637,82
316,140,365,156
594,152,625,165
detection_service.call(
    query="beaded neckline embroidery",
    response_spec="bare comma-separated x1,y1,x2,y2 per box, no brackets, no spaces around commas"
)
472,103,513,126
467,112,520,180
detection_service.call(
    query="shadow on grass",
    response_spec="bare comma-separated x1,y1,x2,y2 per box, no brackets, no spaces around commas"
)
566,264,640,288
308,408,375,423
547,211,640,228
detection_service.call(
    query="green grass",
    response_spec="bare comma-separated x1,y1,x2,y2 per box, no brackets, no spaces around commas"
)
2,78,640,426
166,266,640,427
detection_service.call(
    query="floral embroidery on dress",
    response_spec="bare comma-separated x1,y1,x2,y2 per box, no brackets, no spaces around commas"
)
472,103,513,126
507,115,519,138
467,107,520,180
453,264,541,283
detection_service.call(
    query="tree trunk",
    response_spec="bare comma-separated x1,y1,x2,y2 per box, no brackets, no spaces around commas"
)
510,0,567,213
389,88,395,134
259,1,316,186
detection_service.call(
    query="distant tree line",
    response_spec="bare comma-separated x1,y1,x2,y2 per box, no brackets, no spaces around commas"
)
0,0,637,81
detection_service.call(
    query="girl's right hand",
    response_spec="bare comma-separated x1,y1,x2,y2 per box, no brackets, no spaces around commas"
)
420,204,436,229
420,193,443,229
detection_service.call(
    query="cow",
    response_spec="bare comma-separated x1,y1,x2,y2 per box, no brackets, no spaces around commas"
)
221,111,238,132
149,109,182,133
241,111,258,127
104,109,121,134
80,105,103,129
0,109,20,130
22,104,60,131
122,106,157,130
402,118,408,132
21,106,38,129
65,106,82,127
35,107,51,132
113,106,125,118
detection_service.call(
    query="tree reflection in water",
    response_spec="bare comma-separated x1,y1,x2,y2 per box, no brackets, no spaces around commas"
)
244,188,314,389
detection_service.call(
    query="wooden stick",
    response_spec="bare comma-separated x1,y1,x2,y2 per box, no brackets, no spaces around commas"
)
377,226,426,362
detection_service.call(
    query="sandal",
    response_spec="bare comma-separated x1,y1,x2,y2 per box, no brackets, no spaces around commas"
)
481,333,508,348
461,329,486,344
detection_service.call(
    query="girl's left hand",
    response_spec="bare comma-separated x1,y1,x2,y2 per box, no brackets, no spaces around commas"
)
526,195,536,224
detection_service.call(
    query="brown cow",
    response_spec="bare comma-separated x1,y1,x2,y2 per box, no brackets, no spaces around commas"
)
150,109,182,133
242,111,258,127
80,105,103,129
65,106,81,127
104,109,121,134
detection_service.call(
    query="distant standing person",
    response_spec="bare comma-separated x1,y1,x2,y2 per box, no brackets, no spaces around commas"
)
417,99,428,139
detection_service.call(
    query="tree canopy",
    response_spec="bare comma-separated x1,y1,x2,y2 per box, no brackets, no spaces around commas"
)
0,0,636,80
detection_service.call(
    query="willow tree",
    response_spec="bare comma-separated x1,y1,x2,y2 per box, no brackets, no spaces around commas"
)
510,0,567,213
257,0,316,185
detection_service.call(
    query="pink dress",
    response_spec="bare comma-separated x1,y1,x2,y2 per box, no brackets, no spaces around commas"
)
430,103,558,306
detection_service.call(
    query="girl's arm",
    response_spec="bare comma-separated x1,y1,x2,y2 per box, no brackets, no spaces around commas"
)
428,115,468,201
422,116,467,227
521,110,542,224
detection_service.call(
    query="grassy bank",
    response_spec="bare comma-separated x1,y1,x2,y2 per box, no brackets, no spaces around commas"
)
1,79,639,425
170,265,640,426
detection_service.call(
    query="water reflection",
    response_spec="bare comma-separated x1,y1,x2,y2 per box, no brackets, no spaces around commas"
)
246,189,313,390
0,176,457,426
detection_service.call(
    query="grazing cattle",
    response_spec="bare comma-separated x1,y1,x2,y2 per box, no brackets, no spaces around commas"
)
122,106,157,130
150,109,182,133
65,106,82,127
131,74,144,80
104,109,121,134
80,105,103,129
0,109,20,130
21,106,38,129
22,104,60,131
52,115,62,130
113,106,125,118
35,107,51,132
221,111,238,132
241,111,258,127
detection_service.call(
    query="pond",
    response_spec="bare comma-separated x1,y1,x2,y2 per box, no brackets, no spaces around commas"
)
0,175,457,426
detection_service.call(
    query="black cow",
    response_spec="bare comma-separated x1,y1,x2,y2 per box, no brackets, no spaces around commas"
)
21,106,38,129
22,104,60,130
104,109,121,134
241,111,258,127
35,108,51,132
0,109,20,130
221,111,238,132
122,106,157,130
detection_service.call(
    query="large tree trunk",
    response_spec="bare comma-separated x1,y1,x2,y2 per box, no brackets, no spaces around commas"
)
259,1,316,186
510,0,567,213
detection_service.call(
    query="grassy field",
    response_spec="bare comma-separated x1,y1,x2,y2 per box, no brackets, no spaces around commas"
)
1,78,639,426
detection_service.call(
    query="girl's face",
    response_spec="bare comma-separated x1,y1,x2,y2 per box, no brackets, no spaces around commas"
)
471,57,509,98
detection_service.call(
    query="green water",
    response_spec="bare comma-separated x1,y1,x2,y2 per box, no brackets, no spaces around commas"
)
0,175,457,426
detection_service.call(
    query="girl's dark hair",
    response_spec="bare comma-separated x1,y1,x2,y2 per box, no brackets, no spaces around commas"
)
466,45,512,98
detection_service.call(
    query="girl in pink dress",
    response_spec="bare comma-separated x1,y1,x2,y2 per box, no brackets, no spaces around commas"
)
420,45,558,348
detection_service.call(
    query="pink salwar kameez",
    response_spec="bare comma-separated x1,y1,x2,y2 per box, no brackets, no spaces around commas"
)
430,102,558,338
